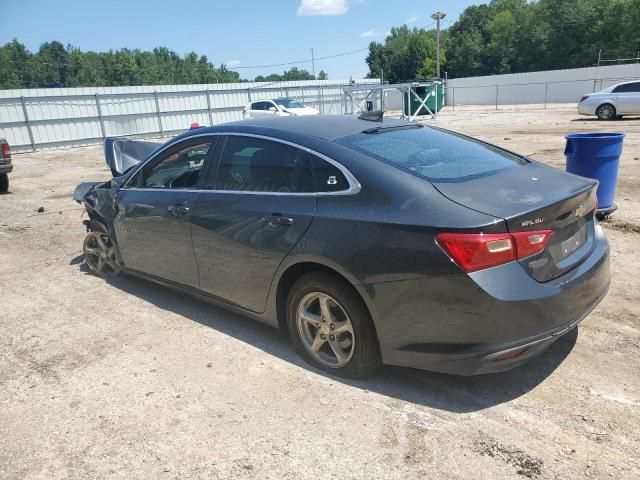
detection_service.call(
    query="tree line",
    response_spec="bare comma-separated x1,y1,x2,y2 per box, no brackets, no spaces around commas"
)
366,0,640,82
0,40,329,89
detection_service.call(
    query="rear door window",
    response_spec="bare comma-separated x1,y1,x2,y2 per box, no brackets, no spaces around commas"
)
335,127,527,183
213,136,314,193
613,83,640,93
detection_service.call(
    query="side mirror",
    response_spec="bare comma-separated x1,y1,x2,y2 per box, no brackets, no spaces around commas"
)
269,106,278,112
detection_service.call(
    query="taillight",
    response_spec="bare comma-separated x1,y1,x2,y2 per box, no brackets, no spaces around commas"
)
436,233,515,273
579,95,589,102
1,142,10,160
511,230,553,258
437,230,553,273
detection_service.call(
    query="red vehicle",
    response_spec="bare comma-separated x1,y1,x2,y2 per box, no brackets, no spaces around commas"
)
0,138,12,193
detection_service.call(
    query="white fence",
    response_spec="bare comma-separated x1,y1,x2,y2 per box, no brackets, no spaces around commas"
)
0,79,379,152
446,63,640,106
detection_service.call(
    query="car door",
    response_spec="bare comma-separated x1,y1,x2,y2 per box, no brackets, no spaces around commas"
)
249,101,267,118
265,101,280,116
190,134,317,313
615,82,640,114
114,137,216,287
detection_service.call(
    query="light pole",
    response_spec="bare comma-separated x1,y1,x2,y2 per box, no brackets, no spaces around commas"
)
311,48,316,77
431,11,446,79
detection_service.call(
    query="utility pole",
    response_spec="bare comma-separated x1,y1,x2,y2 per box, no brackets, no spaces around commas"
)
431,11,446,79
311,49,316,77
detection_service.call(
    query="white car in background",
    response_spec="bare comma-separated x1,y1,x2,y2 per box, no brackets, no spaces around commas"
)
242,97,320,119
578,80,640,120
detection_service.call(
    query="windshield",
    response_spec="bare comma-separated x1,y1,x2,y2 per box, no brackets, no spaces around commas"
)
335,127,527,183
275,98,305,109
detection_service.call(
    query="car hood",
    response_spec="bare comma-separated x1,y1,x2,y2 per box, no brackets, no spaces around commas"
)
283,107,320,116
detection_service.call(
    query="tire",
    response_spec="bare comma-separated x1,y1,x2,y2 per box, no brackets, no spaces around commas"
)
596,104,616,120
286,272,382,379
0,173,8,193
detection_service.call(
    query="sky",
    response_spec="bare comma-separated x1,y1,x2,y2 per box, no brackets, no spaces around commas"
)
2,0,481,80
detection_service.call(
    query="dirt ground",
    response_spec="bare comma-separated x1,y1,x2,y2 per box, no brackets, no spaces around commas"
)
1,105,639,480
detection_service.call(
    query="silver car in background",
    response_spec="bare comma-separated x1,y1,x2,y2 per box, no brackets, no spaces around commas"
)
578,80,640,120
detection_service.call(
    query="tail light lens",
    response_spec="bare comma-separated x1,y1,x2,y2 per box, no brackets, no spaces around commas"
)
436,233,515,272
580,95,589,102
1,142,10,160
437,230,553,273
511,230,553,259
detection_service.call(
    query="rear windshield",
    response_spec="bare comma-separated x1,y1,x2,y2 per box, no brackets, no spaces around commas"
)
335,127,527,183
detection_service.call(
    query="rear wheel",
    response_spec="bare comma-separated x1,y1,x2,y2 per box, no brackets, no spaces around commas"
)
596,104,616,120
0,174,8,193
83,231,121,276
286,272,381,378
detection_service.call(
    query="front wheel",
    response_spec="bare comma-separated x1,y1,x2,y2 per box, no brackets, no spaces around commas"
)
286,272,382,379
596,104,616,120
83,231,122,277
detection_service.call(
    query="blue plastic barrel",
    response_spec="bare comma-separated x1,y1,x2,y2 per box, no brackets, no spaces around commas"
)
564,133,624,210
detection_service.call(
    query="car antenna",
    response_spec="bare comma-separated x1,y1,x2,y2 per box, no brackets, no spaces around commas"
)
358,110,384,122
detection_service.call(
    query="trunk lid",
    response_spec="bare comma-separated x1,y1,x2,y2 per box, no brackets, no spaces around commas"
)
433,162,598,282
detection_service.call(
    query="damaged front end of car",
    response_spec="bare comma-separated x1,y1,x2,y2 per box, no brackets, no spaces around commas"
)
73,137,160,277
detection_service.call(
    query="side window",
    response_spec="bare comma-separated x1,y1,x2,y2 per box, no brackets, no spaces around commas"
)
215,136,314,193
614,83,640,93
142,142,211,189
310,154,351,193
627,82,640,93
251,102,264,111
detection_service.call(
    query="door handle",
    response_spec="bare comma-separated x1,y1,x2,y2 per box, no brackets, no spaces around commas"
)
167,204,190,215
262,214,294,227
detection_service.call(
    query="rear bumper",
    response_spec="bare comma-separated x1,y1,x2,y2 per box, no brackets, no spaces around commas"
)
369,224,610,375
0,163,12,174
578,103,596,116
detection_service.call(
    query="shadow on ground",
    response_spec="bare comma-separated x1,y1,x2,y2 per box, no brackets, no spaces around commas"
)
571,116,640,122
72,256,577,414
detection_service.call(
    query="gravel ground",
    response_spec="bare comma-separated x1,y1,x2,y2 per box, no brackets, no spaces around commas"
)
1,106,639,479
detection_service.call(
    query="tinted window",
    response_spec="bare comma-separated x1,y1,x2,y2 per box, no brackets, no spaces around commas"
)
251,102,265,111
335,127,527,183
613,83,640,93
624,82,640,92
310,155,350,192
275,98,305,109
143,142,211,188
215,136,314,193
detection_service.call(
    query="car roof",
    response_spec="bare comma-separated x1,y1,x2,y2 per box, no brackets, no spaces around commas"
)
209,115,415,141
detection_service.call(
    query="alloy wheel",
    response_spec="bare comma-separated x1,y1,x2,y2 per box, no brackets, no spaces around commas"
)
83,231,121,276
598,104,615,120
295,292,355,368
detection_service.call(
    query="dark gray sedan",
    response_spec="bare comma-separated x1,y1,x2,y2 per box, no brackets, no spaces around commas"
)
75,115,610,378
